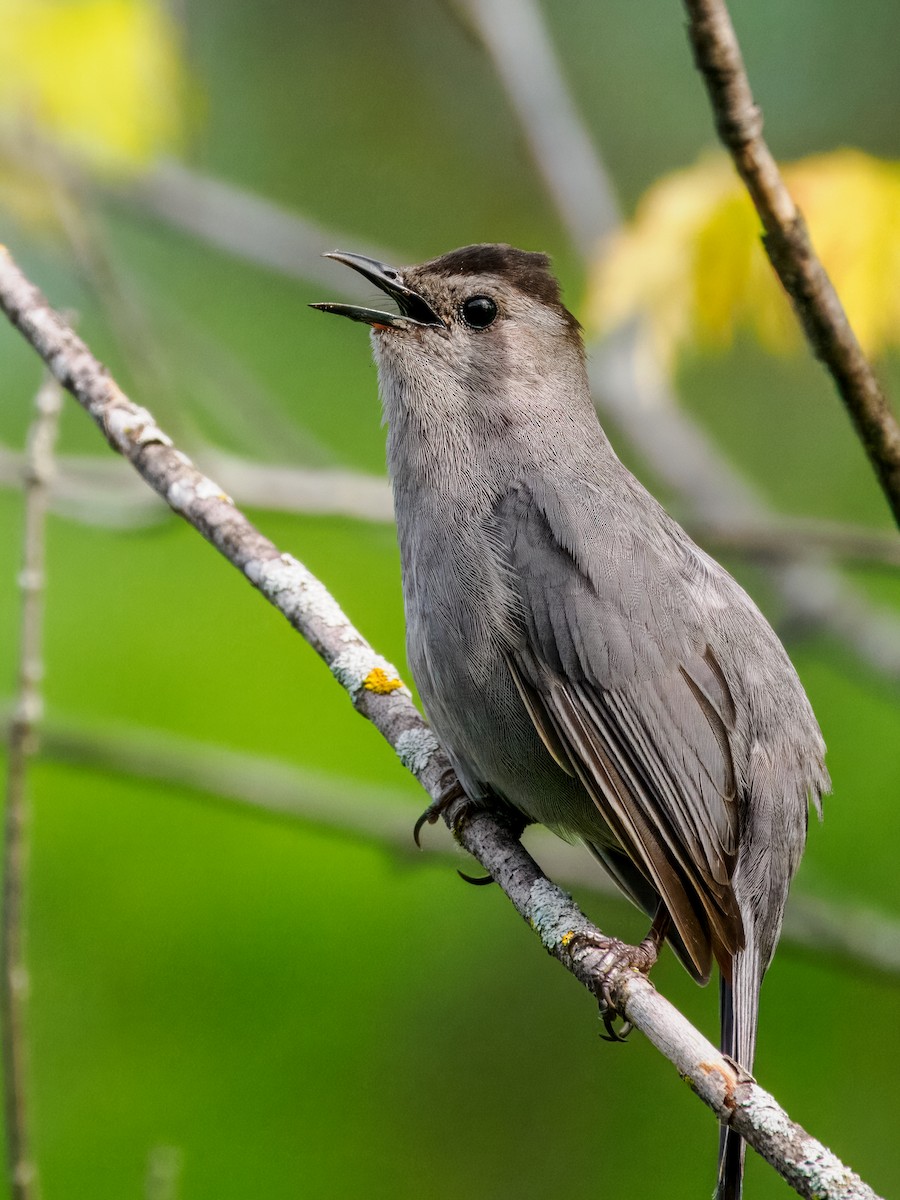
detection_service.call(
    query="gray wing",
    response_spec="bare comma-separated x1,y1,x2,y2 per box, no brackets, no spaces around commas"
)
494,484,744,983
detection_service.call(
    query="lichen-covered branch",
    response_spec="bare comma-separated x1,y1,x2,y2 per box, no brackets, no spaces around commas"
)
0,244,881,1200
0,244,455,800
682,0,900,526
464,821,880,1200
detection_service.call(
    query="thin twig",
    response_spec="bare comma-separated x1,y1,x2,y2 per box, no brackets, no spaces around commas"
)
2,374,61,1200
143,1145,182,1200
682,0,900,526
14,712,900,978
0,246,880,1200
119,161,398,290
687,515,900,569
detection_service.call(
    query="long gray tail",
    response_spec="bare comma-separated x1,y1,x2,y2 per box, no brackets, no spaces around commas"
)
716,944,762,1200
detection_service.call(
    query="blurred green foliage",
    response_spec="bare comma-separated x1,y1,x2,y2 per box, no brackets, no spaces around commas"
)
1,2,899,1198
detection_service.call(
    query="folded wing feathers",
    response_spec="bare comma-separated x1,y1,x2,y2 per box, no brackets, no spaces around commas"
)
495,486,745,980
547,681,716,980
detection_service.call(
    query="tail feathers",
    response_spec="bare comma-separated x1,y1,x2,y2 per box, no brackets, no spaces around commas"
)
717,1124,747,1200
715,947,762,1200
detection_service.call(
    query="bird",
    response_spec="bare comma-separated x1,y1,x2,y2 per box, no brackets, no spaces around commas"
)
312,243,829,1200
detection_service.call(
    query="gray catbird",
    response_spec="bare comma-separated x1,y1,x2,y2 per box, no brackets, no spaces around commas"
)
313,244,829,1200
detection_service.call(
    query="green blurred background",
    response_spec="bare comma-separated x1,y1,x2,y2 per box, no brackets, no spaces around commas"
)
1,1,899,1197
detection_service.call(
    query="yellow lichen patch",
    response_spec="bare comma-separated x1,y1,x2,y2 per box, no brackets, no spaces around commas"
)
587,148,900,365
561,931,576,947
363,667,404,695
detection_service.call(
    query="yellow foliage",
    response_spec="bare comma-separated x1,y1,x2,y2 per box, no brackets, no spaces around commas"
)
0,0,188,173
587,149,900,363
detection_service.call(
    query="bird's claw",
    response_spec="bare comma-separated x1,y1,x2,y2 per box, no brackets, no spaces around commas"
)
596,940,649,1041
413,778,466,847
457,868,495,886
567,919,666,1043
599,995,632,1043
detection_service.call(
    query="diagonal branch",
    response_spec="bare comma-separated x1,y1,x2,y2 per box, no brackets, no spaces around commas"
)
682,0,900,526
0,244,881,1200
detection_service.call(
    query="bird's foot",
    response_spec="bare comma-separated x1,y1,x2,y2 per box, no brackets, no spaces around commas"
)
414,781,528,887
571,908,669,1042
413,777,467,847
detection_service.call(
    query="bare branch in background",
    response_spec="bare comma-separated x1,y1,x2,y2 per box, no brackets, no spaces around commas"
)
444,0,620,252
2,443,898,569
38,718,435,852
683,0,900,526
0,247,882,1200
15,713,900,978
0,442,167,529
0,444,395,528
685,514,900,570
2,373,61,1200
121,161,399,291
9,138,317,460
143,1145,182,1200
200,449,395,522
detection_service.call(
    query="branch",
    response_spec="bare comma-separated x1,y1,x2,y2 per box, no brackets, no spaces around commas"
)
118,161,399,291
0,245,881,1200
682,0,900,526
686,513,900,569
2,373,60,1200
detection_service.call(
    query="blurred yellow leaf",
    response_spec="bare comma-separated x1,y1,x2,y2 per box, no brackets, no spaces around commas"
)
0,0,189,173
587,149,900,364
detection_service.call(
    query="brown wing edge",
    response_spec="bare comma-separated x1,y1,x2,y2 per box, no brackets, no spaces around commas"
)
505,652,744,982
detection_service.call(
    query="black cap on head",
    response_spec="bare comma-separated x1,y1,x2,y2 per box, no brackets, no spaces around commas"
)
417,244,580,334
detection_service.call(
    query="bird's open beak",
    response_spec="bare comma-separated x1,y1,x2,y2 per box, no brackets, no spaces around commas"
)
310,251,445,330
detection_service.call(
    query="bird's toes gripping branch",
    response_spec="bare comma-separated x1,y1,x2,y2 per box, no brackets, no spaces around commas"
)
413,777,529,886
569,907,670,1042
413,777,468,848
414,779,495,882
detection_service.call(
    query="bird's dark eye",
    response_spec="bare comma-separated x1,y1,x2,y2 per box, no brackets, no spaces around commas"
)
460,295,498,329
